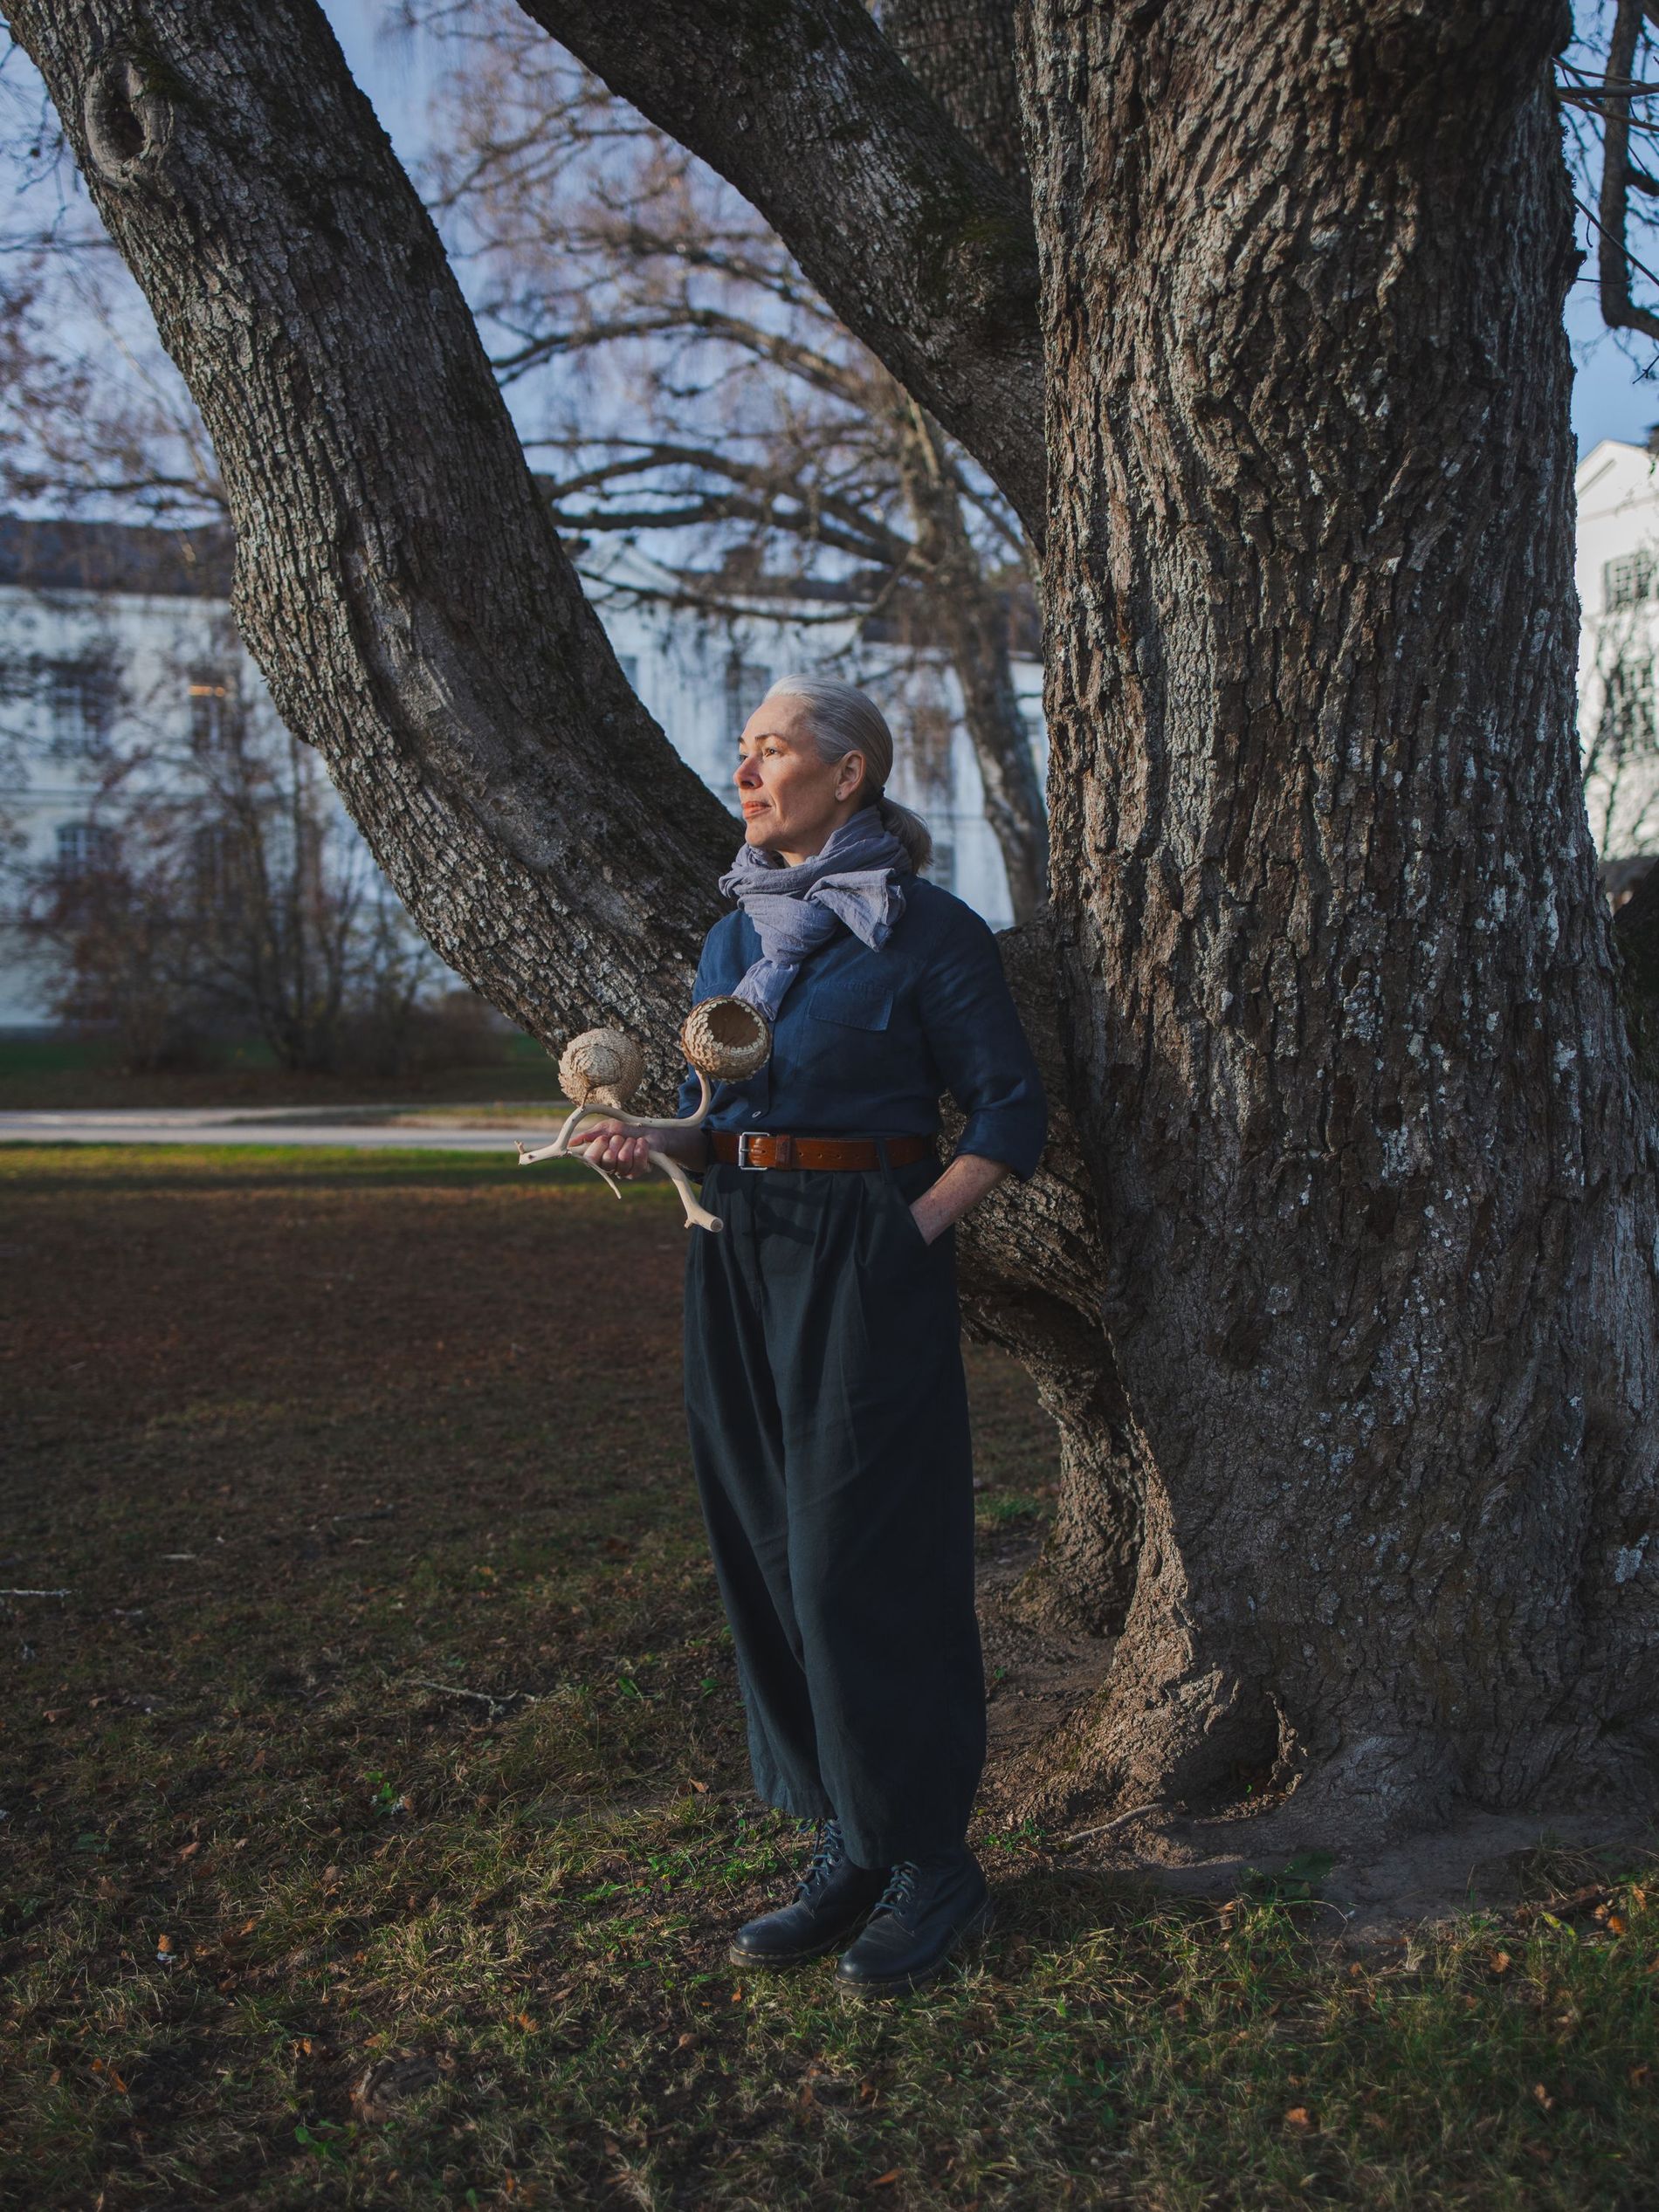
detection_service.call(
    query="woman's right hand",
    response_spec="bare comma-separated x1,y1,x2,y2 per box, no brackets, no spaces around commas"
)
568,1117,656,1178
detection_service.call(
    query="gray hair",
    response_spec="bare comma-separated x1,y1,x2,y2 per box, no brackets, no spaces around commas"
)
760,673,934,873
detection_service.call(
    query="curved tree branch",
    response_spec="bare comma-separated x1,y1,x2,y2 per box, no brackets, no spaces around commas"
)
514,0,1046,542
7,0,740,1093
1597,0,1659,339
880,0,1029,197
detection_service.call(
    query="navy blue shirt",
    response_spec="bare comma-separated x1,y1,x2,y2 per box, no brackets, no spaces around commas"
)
676,877,1048,1178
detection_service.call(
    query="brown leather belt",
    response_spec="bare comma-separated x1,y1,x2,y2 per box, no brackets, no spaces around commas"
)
709,1131,935,1171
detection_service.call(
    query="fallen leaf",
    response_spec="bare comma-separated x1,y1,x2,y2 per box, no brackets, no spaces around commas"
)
513,2013,534,2032
1607,1913,1627,1935
177,1841,200,1862
1629,2064,1650,2088
689,1778,709,1795
1490,1950,1511,1974
1284,2107,1313,2130
1533,2083,1554,2111
872,2174,899,2188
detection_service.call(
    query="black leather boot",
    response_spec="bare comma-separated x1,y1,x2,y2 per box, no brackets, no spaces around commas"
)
728,1818,889,1968
833,1848,993,1996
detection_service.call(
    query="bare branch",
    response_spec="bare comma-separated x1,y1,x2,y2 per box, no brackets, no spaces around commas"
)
515,0,1045,539
1598,0,1659,339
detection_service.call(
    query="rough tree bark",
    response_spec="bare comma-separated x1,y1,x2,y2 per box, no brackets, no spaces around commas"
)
882,0,1028,198
1015,0,1659,1840
12,0,1659,1848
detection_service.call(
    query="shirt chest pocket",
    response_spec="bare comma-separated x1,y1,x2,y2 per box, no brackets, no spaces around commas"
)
808,982,894,1032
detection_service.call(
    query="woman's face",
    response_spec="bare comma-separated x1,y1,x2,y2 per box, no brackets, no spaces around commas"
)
735,697,866,862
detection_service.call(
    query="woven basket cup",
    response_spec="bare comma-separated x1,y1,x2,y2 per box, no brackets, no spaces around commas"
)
680,995,772,1082
557,1027,646,1109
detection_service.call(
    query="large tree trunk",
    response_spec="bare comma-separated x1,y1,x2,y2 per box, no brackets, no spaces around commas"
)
1015,0,1659,1843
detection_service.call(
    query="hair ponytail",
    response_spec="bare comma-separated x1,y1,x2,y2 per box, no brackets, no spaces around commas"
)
874,791,933,874
759,672,939,876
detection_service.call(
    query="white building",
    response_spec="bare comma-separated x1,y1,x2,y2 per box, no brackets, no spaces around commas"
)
1576,436,1659,878
0,520,1047,1027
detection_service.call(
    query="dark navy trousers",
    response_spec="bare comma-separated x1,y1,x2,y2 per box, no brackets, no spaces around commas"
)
683,1152,985,1868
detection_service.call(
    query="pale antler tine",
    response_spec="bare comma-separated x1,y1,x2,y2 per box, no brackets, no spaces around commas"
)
549,1103,602,1158
651,1148,724,1232
518,1137,568,1166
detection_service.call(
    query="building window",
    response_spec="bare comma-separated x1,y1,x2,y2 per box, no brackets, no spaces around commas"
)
1599,652,1659,764
1604,551,1659,609
616,653,640,692
725,657,770,733
42,656,120,752
189,671,231,750
928,833,956,890
55,820,114,877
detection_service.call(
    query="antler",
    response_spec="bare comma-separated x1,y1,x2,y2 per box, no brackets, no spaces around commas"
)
517,998,771,1234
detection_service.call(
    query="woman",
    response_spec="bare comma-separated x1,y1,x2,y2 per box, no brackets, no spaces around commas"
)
574,675,1046,1996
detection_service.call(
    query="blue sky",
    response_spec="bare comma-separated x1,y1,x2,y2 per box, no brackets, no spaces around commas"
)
1566,286,1659,453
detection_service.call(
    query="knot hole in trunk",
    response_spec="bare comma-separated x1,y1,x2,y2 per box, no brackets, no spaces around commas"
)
84,53,174,187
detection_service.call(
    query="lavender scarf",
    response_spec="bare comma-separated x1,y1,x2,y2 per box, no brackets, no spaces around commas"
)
719,805,911,1022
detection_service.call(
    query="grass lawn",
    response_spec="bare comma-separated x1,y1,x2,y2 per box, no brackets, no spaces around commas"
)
2,1146,1655,2209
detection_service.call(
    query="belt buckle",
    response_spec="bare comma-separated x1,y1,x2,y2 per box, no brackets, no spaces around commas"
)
736,1130,769,1170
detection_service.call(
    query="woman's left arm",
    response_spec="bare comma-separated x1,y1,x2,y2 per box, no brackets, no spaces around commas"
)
910,1150,1010,1244
910,905,1049,1245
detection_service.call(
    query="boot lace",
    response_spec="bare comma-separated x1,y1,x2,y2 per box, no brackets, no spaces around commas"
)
871,1859,921,1924
795,1817,846,1899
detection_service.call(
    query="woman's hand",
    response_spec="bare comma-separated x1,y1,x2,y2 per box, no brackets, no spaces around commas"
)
567,1117,656,1179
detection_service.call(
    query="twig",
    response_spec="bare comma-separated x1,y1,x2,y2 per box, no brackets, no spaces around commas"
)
1060,1803,1166,1845
411,1677,538,1717
0,1587,71,1599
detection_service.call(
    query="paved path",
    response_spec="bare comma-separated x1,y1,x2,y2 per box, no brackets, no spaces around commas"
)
0,1107,566,1152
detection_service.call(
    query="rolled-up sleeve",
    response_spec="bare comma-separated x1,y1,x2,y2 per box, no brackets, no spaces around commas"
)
918,908,1048,1178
